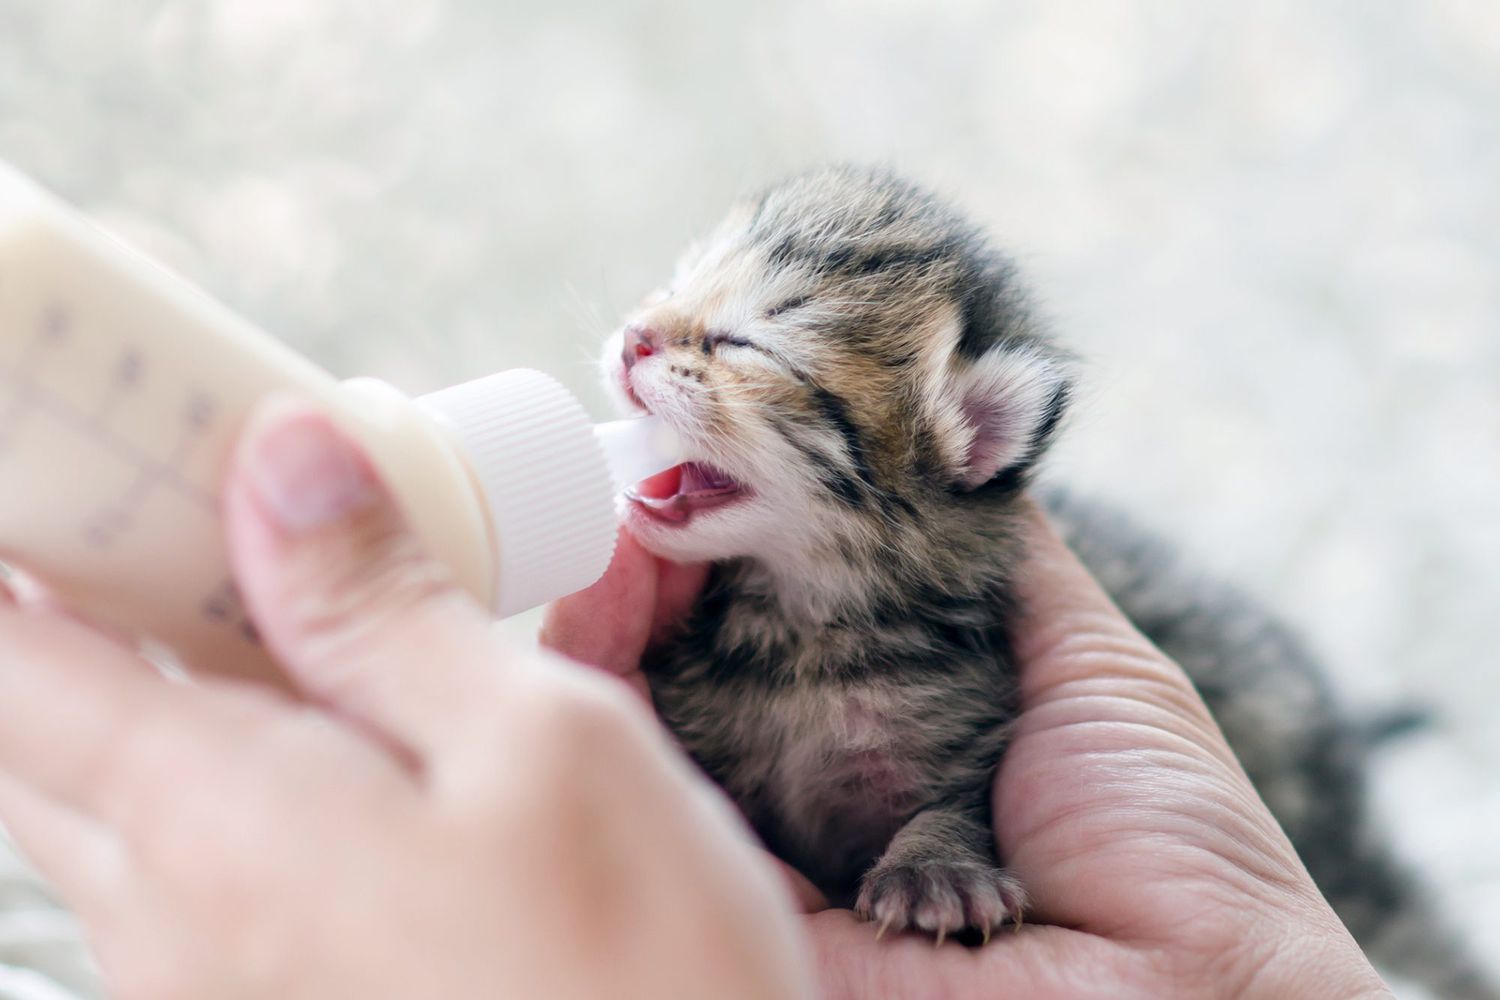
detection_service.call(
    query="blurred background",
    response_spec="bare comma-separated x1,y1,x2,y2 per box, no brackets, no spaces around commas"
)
1,1,1496,996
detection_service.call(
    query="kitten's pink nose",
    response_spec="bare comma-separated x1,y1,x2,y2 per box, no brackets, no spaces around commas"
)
622,325,658,371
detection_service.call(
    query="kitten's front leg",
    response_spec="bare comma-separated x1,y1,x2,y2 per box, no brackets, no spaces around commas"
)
855,805,1025,944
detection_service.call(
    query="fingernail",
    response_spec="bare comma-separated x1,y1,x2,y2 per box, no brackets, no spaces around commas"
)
246,407,379,533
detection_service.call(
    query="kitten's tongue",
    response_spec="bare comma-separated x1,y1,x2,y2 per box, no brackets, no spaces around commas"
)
627,462,744,523
636,465,683,500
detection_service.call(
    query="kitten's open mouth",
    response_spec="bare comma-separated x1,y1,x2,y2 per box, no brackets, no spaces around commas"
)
626,462,747,524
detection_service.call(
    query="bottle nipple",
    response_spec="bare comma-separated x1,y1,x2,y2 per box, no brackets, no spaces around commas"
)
593,416,682,494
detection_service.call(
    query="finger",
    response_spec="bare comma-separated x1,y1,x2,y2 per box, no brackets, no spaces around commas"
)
5,567,57,608
541,529,707,708
224,398,507,764
997,500,1299,927
3,569,140,648
0,770,132,921
650,554,710,647
0,609,269,833
803,908,1144,1000
1003,498,1245,802
775,857,829,913
1009,498,1215,724
540,531,659,690
802,910,944,1000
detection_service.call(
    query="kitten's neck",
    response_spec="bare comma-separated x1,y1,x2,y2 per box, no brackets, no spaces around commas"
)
729,556,880,627
727,509,1020,629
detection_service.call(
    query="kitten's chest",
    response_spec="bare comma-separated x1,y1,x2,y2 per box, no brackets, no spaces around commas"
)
651,624,981,872
648,584,1017,888
761,682,933,814
668,672,935,875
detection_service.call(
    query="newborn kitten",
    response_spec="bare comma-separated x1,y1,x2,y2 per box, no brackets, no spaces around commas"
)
601,167,1495,997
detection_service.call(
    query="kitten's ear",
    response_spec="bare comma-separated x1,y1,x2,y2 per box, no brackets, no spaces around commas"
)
938,342,1072,491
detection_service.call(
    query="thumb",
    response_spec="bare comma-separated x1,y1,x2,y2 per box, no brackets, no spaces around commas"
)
1008,498,1226,750
1000,501,1305,922
539,530,709,700
223,397,502,761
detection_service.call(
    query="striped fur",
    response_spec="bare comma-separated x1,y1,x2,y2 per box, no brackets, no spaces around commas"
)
600,168,1498,991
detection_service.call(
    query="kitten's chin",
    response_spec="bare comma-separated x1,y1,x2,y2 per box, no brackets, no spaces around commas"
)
619,491,768,566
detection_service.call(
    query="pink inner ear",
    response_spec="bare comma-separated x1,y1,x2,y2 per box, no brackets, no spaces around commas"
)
958,396,1022,490
950,346,1067,491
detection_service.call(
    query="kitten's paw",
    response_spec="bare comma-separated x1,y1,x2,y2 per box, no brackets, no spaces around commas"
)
855,860,1025,945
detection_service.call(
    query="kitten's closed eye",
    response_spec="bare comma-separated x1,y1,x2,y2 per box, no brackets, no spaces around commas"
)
703,330,758,352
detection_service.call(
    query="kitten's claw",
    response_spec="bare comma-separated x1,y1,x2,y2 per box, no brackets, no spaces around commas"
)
934,926,947,948
856,860,1025,945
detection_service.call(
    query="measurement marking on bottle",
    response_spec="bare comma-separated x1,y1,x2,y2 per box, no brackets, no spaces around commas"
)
0,365,219,507
83,506,134,549
41,303,70,342
184,391,216,431
0,304,68,452
201,579,240,622
89,348,145,427
0,314,221,549
82,388,225,547
201,578,260,644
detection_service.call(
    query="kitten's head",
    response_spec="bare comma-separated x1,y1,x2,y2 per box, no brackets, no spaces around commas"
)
603,167,1071,607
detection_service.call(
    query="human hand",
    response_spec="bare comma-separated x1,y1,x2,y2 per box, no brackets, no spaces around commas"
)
544,504,1393,1000
0,401,814,1000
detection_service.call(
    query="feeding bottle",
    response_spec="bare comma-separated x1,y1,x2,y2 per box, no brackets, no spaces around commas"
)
0,160,677,681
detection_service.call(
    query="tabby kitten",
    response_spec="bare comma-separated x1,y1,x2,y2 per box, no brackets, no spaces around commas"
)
601,166,1495,997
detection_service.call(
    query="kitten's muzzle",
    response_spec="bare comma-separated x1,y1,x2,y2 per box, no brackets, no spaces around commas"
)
616,323,751,524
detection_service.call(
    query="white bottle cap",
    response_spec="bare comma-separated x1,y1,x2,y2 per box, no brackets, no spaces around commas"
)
417,370,679,617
